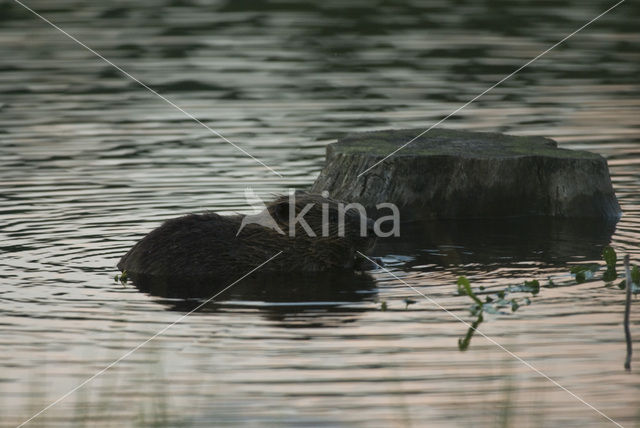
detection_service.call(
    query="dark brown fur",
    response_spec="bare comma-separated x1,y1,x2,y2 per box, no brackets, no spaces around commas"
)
117,191,376,279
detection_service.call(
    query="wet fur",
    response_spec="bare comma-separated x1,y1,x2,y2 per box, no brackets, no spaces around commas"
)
118,191,375,278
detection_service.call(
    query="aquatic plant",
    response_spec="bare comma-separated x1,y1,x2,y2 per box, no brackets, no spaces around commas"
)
623,255,633,371
599,247,639,293
403,298,417,309
457,246,637,353
114,270,128,285
456,276,535,351
602,246,617,282
570,264,598,284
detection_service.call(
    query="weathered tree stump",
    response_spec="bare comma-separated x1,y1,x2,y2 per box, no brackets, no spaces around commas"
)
310,129,621,221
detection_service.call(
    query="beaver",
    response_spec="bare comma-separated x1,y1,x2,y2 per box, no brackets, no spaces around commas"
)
117,191,377,280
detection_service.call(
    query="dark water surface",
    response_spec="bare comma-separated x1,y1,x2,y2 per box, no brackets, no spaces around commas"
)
1,0,639,426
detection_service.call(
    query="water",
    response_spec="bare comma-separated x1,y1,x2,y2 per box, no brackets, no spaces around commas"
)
1,0,639,426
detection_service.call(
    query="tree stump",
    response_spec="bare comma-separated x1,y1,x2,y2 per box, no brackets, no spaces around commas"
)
310,129,621,221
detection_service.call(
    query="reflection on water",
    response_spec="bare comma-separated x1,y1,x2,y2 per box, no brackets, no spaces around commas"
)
134,271,377,328
377,217,619,268
1,0,639,426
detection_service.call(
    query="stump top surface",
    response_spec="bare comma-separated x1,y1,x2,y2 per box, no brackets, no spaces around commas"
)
332,128,601,159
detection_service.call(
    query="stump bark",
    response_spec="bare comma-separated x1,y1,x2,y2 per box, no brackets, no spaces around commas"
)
310,129,621,220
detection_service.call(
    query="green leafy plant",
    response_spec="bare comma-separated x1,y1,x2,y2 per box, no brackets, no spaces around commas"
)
458,313,483,352
457,276,482,307
506,280,540,295
602,246,618,282
570,264,599,284
618,265,640,294
455,246,636,352
114,270,128,285
597,246,639,293
456,276,535,351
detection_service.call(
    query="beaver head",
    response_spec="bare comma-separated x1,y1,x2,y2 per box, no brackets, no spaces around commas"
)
239,190,377,270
